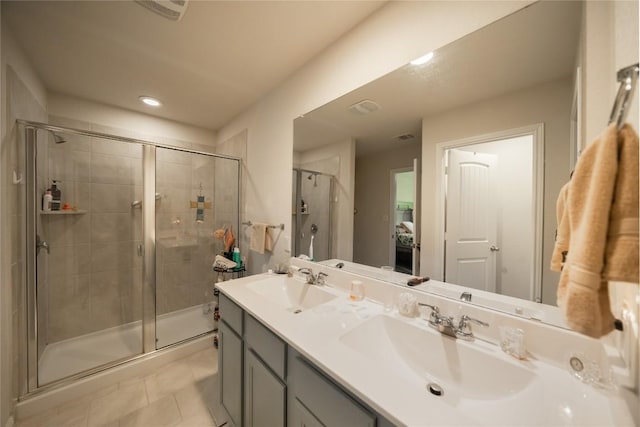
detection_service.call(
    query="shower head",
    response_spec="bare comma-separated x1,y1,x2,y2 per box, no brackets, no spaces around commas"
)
50,131,66,144
307,174,313,180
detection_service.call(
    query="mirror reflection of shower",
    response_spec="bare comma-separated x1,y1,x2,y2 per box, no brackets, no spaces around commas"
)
50,130,66,144
309,223,318,260
292,168,335,261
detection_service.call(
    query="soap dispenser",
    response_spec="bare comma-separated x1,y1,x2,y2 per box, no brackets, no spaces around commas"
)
51,180,61,211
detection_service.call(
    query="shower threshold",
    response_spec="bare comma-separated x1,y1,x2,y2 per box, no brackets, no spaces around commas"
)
38,304,215,385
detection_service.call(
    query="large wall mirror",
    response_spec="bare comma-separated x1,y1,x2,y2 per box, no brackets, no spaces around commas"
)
294,1,585,328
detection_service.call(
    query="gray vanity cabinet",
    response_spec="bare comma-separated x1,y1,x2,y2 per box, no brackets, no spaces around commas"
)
244,314,286,427
218,290,394,427
287,348,376,427
219,294,244,427
244,349,286,426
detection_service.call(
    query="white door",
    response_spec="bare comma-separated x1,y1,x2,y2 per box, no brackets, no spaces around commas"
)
412,158,421,276
445,149,498,292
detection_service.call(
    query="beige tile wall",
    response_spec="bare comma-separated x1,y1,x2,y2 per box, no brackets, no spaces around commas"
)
156,148,239,316
42,117,240,341
42,129,144,342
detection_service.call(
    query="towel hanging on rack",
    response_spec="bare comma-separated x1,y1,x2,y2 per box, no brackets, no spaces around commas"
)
250,222,273,254
555,123,639,338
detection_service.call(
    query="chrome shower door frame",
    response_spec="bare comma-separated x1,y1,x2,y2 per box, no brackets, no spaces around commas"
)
19,120,241,397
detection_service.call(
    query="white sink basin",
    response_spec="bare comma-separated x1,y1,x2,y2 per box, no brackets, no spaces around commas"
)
340,315,534,400
246,276,336,312
339,314,633,426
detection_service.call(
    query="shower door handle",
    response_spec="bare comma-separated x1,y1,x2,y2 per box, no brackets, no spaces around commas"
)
36,235,49,255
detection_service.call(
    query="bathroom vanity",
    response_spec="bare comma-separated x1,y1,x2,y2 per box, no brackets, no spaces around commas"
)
216,260,636,426
218,288,390,427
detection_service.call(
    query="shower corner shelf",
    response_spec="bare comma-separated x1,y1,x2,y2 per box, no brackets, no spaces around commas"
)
40,209,87,215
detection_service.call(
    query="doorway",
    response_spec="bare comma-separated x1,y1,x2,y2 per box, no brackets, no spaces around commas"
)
389,168,414,273
389,158,421,275
436,125,543,301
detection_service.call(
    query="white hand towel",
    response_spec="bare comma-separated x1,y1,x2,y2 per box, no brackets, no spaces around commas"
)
250,223,273,254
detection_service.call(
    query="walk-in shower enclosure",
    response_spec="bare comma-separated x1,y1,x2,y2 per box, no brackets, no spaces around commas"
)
19,121,240,394
291,168,334,261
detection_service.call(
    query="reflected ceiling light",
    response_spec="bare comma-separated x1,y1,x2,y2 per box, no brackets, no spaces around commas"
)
139,96,162,107
410,51,434,66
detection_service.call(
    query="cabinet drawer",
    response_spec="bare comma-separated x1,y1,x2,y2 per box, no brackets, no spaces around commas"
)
219,293,243,335
245,313,286,380
288,349,375,427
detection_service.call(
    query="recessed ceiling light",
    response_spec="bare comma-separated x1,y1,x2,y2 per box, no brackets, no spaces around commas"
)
139,96,162,107
410,51,434,66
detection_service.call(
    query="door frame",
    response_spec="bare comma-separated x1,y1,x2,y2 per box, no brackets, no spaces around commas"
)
388,167,413,267
433,123,544,302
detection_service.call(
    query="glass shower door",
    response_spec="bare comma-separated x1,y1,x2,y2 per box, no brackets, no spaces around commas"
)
34,127,144,386
155,147,239,348
293,169,334,261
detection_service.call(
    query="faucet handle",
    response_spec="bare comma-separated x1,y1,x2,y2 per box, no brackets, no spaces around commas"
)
418,302,439,315
456,314,489,340
297,268,314,283
459,314,489,328
316,271,328,285
418,303,441,325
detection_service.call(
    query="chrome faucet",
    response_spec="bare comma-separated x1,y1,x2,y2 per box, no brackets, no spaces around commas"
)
418,303,489,340
298,268,328,285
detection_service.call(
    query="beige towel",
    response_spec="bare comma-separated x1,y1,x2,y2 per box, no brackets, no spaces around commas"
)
556,123,639,338
603,124,639,283
250,223,273,254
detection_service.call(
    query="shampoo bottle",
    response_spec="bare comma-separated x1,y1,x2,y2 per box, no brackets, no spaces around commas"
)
51,180,61,211
232,247,242,267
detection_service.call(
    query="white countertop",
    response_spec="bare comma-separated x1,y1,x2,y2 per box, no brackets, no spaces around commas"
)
217,272,635,426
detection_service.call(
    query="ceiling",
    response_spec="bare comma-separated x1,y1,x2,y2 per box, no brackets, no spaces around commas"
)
294,1,582,157
2,0,386,131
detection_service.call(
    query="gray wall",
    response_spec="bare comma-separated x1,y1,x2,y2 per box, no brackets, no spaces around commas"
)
354,141,421,268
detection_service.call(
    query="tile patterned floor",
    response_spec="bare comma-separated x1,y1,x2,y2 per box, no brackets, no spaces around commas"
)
17,347,226,427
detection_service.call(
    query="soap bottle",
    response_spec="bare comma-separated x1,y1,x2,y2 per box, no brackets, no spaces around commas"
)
232,247,242,267
51,180,61,211
42,189,52,212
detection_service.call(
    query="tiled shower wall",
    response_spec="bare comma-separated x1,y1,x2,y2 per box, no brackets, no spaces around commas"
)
296,171,333,261
40,131,144,343
39,118,240,343
155,148,239,316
